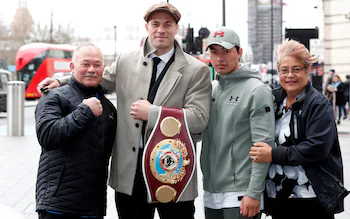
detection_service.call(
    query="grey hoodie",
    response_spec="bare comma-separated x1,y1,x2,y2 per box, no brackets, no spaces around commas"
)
200,64,275,200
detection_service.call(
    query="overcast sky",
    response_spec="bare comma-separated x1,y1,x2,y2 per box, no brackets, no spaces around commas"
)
0,0,320,55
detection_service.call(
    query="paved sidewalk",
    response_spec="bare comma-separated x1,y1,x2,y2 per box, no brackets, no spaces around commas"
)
0,107,349,218
0,130,38,219
337,117,350,136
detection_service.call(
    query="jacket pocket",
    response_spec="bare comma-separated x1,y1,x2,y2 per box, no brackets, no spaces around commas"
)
52,163,66,197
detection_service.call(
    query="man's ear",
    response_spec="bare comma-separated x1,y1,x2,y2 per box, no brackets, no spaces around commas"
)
238,47,243,58
70,62,74,71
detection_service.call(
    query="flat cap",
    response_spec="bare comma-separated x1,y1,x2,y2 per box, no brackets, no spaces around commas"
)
144,2,181,23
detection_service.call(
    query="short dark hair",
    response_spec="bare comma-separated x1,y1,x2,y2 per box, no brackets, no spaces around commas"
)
234,46,240,52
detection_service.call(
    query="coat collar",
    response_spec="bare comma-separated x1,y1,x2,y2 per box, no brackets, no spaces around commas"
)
142,37,188,70
274,82,312,110
141,37,188,105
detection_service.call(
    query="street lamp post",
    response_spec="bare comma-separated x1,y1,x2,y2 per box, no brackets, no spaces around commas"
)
223,0,226,26
50,9,53,44
270,0,274,87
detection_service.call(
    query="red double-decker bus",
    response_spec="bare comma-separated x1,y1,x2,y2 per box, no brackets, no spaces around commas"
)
16,43,74,99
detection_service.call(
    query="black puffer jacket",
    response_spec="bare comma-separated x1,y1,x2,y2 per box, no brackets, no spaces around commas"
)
272,82,349,215
35,77,117,216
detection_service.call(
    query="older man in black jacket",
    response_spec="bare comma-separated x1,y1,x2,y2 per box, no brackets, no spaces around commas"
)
35,44,117,219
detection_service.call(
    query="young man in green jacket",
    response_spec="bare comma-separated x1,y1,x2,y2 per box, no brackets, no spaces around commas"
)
200,27,275,219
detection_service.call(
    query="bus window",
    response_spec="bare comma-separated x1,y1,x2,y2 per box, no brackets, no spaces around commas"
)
52,72,71,79
48,49,73,59
28,63,35,70
17,53,45,89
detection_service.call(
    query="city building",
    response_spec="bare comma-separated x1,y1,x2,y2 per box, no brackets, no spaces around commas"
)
320,0,350,80
248,0,284,66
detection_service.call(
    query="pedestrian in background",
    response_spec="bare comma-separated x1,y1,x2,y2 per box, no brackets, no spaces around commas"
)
344,75,350,119
35,44,117,219
324,68,335,98
200,26,275,219
327,74,346,124
37,2,211,219
250,39,348,219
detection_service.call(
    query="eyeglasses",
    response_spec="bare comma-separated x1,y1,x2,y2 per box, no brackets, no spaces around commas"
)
278,67,305,76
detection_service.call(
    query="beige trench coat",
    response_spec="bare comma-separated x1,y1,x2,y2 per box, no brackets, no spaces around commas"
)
102,38,211,202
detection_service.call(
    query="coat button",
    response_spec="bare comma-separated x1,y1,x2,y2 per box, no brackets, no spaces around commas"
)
132,147,136,152
135,123,139,128
143,61,147,66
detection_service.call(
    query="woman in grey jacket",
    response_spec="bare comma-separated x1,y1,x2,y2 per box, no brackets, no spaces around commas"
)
250,39,348,219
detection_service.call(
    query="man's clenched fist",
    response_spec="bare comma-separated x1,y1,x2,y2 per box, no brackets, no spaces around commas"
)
82,97,103,116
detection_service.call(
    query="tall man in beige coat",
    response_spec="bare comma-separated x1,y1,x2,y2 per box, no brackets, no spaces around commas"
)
37,2,211,219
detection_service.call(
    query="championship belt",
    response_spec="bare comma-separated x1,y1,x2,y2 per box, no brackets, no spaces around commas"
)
142,106,195,203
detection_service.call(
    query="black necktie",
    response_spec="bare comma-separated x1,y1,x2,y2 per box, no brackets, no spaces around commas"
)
150,57,162,91
142,57,161,144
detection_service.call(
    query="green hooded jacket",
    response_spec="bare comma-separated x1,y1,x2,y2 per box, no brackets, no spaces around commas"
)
200,64,275,200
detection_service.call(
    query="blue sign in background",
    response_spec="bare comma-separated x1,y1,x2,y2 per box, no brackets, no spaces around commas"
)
7,65,16,72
